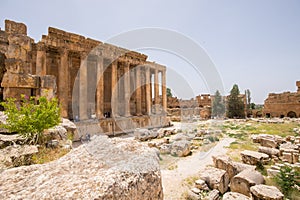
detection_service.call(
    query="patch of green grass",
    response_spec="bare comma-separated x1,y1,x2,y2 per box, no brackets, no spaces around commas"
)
183,175,198,186
247,123,298,137
32,146,70,164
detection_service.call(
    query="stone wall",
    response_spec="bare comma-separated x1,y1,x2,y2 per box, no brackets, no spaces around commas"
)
263,81,300,118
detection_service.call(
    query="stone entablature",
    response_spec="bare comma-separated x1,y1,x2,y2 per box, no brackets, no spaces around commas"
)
0,19,168,134
263,81,300,118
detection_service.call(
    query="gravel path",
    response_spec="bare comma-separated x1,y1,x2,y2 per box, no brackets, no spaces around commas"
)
161,137,235,200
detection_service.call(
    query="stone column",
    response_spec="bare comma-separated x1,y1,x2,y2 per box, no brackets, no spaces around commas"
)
79,53,88,120
124,62,131,117
58,48,69,118
36,43,46,76
111,61,119,117
154,69,159,113
96,56,104,118
145,66,152,115
135,66,142,116
161,69,167,112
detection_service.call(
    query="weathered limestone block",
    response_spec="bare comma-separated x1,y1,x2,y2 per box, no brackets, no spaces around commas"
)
40,75,56,88
213,155,255,180
222,192,251,200
2,87,31,100
0,133,25,148
207,189,220,200
6,34,33,61
4,58,30,74
241,150,270,165
199,167,229,194
282,152,293,163
250,185,284,200
0,136,163,199
170,140,191,157
0,145,38,170
267,169,280,177
5,19,27,35
1,73,39,88
0,30,8,53
195,179,209,191
258,146,280,157
134,128,158,141
159,143,172,154
231,169,265,197
261,138,278,148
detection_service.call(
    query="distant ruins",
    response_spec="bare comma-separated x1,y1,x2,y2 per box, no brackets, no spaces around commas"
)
167,95,212,121
0,20,168,135
263,81,300,118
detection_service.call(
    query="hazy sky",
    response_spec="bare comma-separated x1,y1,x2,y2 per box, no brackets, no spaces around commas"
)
1,0,300,103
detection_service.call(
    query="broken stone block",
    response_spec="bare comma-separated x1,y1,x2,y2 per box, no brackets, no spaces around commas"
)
134,128,158,141
207,189,220,200
222,192,251,200
1,72,39,88
170,140,191,157
0,136,164,199
159,143,172,154
261,138,278,148
5,19,27,35
258,146,280,157
199,167,229,194
195,179,209,191
282,152,294,163
230,169,265,197
191,187,201,194
0,145,38,170
250,184,284,200
213,155,255,180
267,168,280,177
241,150,270,165
4,58,31,74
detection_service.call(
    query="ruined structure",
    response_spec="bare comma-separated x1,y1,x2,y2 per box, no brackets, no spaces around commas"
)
166,95,212,121
0,20,168,135
263,81,300,118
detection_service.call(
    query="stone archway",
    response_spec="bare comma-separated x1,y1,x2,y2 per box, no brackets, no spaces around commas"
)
287,111,297,118
256,111,262,118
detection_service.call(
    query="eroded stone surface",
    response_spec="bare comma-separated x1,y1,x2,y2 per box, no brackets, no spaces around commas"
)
0,135,163,199
250,184,284,200
199,167,229,194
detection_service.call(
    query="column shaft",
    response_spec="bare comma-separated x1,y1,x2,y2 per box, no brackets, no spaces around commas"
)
145,67,151,115
154,69,159,113
111,61,118,117
135,67,142,115
124,63,131,117
162,70,167,112
36,44,46,76
59,48,69,118
79,54,88,120
96,57,104,118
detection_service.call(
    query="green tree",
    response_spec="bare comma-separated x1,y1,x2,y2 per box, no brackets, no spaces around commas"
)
167,88,173,97
0,95,61,144
227,84,245,118
212,90,225,118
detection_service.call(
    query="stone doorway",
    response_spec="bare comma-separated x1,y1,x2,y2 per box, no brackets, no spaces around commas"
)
287,111,297,118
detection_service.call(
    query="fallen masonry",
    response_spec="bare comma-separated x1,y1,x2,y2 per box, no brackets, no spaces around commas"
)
0,135,163,199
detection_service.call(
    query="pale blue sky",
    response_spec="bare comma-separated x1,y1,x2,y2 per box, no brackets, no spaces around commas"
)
1,0,300,103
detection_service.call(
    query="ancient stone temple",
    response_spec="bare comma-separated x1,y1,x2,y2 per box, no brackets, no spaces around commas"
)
0,20,168,135
263,81,300,118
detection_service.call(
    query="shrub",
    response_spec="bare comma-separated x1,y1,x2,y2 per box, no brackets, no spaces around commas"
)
1,95,60,145
274,165,300,198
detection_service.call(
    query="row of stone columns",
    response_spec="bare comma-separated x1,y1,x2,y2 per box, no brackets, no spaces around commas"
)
35,45,167,120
